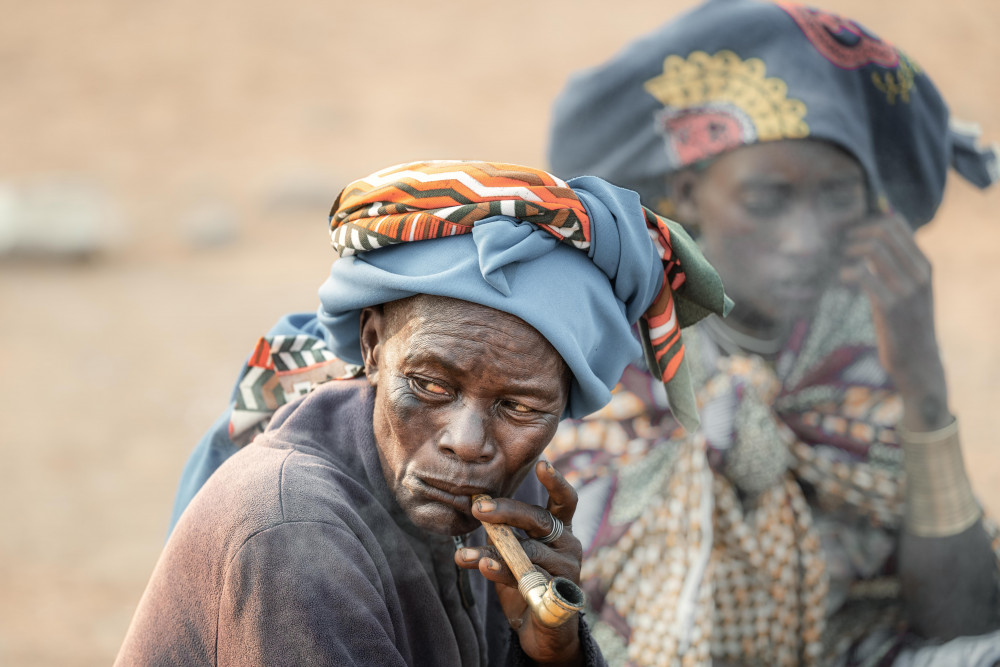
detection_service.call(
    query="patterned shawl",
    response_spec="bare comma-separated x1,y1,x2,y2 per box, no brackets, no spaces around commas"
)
546,289,1000,666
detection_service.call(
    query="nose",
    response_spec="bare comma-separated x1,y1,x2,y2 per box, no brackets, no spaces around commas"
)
438,403,495,463
777,206,826,258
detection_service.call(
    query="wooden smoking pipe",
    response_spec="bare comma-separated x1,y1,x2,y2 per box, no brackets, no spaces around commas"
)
472,494,586,628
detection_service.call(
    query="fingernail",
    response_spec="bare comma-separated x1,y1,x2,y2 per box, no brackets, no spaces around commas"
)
460,548,480,561
476,499,495,512
485,558,501,572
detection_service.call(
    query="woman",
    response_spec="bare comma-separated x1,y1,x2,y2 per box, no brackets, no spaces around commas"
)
546,1,1000,665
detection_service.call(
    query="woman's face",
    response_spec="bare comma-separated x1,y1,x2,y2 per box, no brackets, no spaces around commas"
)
672,138,868,328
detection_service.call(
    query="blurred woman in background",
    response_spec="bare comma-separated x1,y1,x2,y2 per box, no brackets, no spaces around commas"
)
545,0,1000,664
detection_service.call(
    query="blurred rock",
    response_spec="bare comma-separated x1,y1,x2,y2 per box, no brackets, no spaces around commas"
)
262,168,340,214
0,178,121,261
180,198,239,249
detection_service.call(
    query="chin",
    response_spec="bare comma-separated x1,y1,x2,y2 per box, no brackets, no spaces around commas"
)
779,300,823,323
752,295,818,327
405,502,480,536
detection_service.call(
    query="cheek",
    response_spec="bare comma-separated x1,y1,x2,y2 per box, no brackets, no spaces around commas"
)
702,230,770,287
383,382,424,423
495,421,559,490
375,381,437,468
699,202,770,257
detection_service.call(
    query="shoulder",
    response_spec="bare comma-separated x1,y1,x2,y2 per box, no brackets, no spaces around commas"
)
119,379,401,664
174,435,390,595
120,450,395,661
167,378,381,578
180,428,376,558
212,517,414,666
182,376,377,527
265,377,375,444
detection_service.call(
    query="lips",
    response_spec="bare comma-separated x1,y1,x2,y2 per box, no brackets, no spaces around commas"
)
771,270,828,300
411,476,496,514
774,281,822,301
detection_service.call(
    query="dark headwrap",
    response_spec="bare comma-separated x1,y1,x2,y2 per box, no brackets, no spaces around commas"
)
547,0,998,228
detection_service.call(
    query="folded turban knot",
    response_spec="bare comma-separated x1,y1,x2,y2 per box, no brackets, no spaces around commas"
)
318,160,731,428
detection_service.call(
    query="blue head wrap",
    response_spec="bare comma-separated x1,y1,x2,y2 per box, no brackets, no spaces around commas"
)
317,172,726,420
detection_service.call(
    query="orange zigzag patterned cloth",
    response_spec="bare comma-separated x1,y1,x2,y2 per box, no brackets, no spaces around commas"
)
328,160,689,384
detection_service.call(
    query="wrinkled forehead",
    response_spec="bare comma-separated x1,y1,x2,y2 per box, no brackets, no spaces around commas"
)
385,295,561,358
383,294,571,396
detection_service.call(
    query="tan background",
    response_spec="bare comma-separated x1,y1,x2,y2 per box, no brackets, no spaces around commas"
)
1,1,998,664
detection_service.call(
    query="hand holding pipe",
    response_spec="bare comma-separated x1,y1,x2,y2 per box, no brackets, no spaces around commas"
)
472,494,586,628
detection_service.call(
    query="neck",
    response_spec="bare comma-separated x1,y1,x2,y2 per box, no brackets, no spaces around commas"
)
704,304,791,357
727,302,790,340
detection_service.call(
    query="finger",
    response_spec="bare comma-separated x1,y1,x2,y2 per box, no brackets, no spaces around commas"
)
477,554,519,588
842,240,908,296
499,591,530,632
846,215,930,284
473,496,578,558
852,257,896,307
455,545,500,570
455,546,480,570
507,614,525,632
881,215,932,285
462,525,581,584
454,545,520,587
844,213,903,242
473,496,556,540
536,459,578,524
518,537,581,580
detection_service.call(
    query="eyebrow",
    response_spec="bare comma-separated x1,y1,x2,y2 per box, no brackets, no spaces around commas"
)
740,174,865,188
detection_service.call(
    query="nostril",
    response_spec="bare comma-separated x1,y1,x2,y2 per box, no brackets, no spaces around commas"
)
439,442,495,464
438,411,493,463
782,234,824,257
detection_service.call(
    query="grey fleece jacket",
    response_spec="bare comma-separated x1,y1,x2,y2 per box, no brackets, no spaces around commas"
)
116,379,605,666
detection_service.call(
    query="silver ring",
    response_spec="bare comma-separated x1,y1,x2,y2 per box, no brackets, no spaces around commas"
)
539,514,564,544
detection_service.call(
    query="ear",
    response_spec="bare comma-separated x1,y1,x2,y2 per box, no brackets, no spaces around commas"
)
358,305,385,387
669,170,703,229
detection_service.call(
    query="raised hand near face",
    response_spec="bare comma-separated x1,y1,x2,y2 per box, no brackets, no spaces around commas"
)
455,460,585,667
839,213,952,431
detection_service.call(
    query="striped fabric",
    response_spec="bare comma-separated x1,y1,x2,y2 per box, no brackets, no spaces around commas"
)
229,335,361,444
329,160,690,384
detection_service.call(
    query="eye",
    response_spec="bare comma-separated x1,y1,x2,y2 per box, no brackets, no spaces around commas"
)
740,187,790,218
410,376,451,397
818,183,866,215
500,400,539,415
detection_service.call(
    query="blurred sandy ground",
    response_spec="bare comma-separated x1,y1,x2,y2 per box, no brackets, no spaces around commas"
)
0,0,997,664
